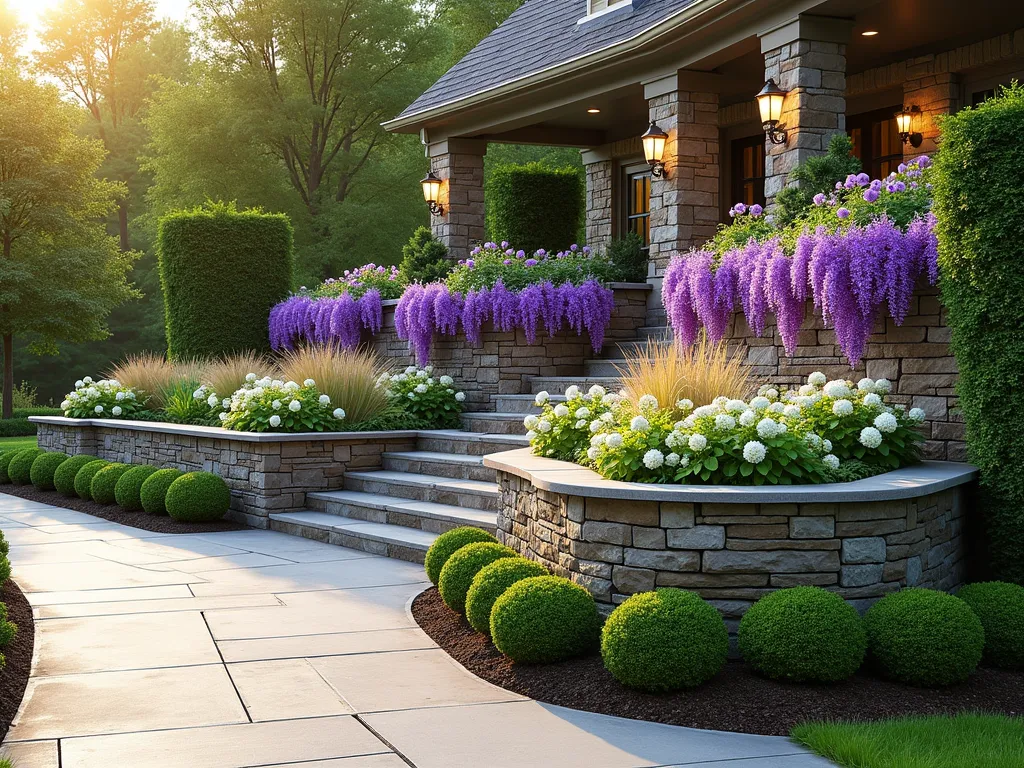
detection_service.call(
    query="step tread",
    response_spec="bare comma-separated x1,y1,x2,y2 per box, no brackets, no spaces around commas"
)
307,489,497,527
461,412,530,420
344,470,499,496
383,451,485,466
423,430,530,445
270,512,438,550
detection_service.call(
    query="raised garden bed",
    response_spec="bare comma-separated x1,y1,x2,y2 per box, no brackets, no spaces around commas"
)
412,586,1024,737
0,579,34,743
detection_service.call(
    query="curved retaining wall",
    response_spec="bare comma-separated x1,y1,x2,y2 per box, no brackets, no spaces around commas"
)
484,449,976,622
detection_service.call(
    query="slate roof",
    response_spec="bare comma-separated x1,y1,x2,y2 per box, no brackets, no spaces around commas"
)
395,0,702,121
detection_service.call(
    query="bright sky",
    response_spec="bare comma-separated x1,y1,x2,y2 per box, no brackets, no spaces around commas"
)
11,0,192,49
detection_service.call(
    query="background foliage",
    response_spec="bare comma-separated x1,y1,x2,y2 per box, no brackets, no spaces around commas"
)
486,163,585,254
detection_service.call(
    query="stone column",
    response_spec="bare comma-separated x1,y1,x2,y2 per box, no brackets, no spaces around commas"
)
645,73,720,275
427,138,486,261
760,16,851,204
903,72,959,161
582,151,613,252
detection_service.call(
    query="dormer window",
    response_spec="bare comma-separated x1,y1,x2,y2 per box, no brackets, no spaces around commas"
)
581,0,632,23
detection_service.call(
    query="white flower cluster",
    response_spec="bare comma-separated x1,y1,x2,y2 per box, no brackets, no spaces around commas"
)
384,366,466,405
221,376,345,432
61,377,141,419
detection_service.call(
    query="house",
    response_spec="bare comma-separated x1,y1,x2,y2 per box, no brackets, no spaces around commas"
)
385,0,1024,317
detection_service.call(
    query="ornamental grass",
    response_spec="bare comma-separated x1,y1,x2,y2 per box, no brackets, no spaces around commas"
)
201,351,276,399
616,335,755,413
277,345,390,425
106,353,205,409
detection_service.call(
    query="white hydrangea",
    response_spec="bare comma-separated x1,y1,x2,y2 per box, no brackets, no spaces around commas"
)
643,449,665,469
799,384,816,396
605,433,623,449
676,398,694,412
575,419,587,429
859,426,883,448
303,378,316,387
909,407,926,422
874,412,898,433
534,391,550,406
288,400,302,412
764,389,779,400
439,375,454,386
874,379,892,393
823,380,850,398
823,454,840,469
575,407,591,419
750,396,771,411
863,393,882,408
111,405,123,416
554,404,570,418
638,394,659,411
805,433,823,451
693,405,717,419
712,396,729,409
823,439,833,453
333,408,346,420
857,377,875,391
454,392,465,402
590,420,603,433
715,414,736,430
415,383,429,394
590,433,606,447
602,393,621,406
60,399,71,410
75,379,84,388
536,420,552,433
269,415,281,427
587,446,600,460
589,384,606,398
94,405,104,414
564,385,581,400
832,399,854,416
767,402,785,415
808,371,827,386
725,399,748,413
743,441,766,464
524,415,539,429
272,400,282,410
739,410,757,427
757,418,785,439
601,412,614,423
630,416,650,432
783,404,802,418
525,430,537,440
405,366,417,375
688,433,708,452
665,452,681,467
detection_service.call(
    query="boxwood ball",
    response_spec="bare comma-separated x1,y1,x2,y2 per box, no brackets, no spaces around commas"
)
424,526,499,586
53,455,100,497
738,586,867,683
438,541,516,614
74,459,110,500
0,452,16,484
164,471,231,523
29,452,70,491
90,463,132,505
491,575,601,664
465,556,548,634
602,589,728,691
865,588,985,686
139,468,183,515
957,581,1024,670
114,465,161,510
7,448,43,486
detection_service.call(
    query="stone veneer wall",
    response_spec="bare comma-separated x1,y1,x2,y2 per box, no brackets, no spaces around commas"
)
35,420,416,528
718,283,962,461
497,468,968,629
366,286,650,412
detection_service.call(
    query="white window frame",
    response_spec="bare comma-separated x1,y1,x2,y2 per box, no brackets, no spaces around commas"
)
579,0,633,26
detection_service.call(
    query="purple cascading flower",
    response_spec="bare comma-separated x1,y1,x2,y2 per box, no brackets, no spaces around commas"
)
268,291,383,352
837,208,851,219
813,193,827,206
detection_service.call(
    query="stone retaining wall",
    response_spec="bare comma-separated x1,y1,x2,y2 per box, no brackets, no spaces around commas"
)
34,418,416,528
367,285,649,413
488,449,973,630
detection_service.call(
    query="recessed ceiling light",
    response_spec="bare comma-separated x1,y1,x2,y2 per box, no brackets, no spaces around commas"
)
861,30,879,36
587,108,601,114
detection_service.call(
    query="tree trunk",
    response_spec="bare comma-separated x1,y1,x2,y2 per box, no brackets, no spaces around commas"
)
118,199,130,251
2,332,12,420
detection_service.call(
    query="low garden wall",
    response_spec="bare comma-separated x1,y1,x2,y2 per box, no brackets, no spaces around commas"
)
32,417,417,527
485,448,975,627
366,284,650,412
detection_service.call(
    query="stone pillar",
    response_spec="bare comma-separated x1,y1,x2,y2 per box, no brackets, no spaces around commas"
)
427,138,486,261
582,151,613,251
903,72,959,161
645,73,720,275
760,16,851,204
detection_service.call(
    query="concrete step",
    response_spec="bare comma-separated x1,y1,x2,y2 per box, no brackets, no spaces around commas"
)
600,338,671,360
636,326,673,341
416,430,529,456
269,511,437,563
343,469,500,511
382,450,493,482
584,359,627,377
492,394,565,414
528,376,620,395
306,489,497,534
460,412,527,435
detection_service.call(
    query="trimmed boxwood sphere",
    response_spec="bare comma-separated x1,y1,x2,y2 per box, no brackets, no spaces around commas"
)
738,586,866,683
53,455,99,497
466,557,548,634
957,581,1024,670
438,541,516,614
424,526,499,585
865,588,985,686
140,468,184,515
165,471,230,523
602,589,728,691
0,451,16,484
7,448,43,485
74,459,110,500
29,452,70,491
90,463,132,505
114,465,161,510
491,575,600,664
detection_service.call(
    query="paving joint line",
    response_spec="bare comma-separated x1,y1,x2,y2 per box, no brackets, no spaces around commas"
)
202,610,253,724
354,714,417,768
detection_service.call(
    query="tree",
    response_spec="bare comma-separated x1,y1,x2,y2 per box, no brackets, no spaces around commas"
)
0,0,24,69
0,69,139,417
434,0,522,67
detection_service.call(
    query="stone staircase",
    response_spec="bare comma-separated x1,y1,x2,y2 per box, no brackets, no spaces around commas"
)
269,327,673,562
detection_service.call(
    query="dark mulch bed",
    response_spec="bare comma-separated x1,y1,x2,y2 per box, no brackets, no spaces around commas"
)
0,484,245,534
0,579,34,743
413,587,1024,736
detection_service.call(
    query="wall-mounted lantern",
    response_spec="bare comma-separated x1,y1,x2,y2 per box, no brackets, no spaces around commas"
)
895,106,923,147
756,79,788,145
420,171,444,216
641,121,669,178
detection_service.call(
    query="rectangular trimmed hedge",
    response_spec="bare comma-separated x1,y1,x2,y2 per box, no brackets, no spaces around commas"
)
157,202,294,359
487,163,584,254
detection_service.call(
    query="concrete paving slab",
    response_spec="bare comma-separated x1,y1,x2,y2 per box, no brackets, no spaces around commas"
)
227,659,355,721
57,715,391,768
309,648,525,713
205,584,423,640
189,558,425,597
0,739,59,768
8,541,135,566
152,552,296,573
99,535,252,561
35,593,283,619
193,530,371,556
13,560,201,593
33,610,221,676
26,584,192,606
257,758,409,768
362,701,820,768
1,506,104,524
218,627,435,663
10,664,248,740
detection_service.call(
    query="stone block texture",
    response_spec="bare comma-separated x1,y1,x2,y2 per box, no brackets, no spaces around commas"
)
584,158,613,250
429,139,486,261
37,423,414,528
497,471,967,620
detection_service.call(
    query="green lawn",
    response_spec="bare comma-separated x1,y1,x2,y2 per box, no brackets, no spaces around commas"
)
0,435,38,453
793,713,1024,768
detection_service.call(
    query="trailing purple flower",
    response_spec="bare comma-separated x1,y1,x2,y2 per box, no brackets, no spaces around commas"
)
268,291,384,352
